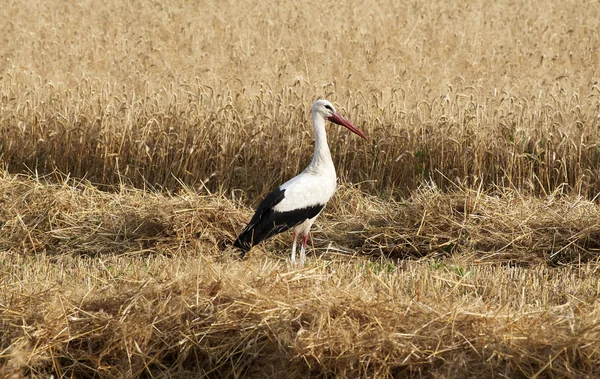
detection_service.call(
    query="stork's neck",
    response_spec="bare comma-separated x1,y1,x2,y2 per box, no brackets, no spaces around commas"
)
306,113,335,175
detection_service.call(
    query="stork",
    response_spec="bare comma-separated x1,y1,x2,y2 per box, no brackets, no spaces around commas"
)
234,99,366,267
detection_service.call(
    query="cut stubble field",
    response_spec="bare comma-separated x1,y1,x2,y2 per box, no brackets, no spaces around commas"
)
1,0,600,377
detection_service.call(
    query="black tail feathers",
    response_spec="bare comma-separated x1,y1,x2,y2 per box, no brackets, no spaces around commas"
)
233,234,252,257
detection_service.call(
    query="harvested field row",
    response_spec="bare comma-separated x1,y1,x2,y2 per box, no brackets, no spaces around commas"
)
1,172,599,264
1,172,599,377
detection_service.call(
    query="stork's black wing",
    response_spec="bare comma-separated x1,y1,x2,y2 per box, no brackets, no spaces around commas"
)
233,187,324,254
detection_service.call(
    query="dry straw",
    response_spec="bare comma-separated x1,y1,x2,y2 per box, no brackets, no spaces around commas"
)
0,171,599,377
1,0,600,377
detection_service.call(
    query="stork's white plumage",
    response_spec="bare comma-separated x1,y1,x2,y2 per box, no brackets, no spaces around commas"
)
234,99,366,267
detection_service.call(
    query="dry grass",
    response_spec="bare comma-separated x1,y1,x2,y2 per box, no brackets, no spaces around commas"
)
0,171,599,378
2,0,600,377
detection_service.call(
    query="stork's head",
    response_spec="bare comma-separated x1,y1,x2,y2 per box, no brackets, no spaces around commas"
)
312,99,367,139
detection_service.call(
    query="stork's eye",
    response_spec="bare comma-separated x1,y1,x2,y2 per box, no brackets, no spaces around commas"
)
324,104,333,111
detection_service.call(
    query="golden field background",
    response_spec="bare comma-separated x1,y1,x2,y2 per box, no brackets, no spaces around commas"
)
1,0,600,377
1,0,599,197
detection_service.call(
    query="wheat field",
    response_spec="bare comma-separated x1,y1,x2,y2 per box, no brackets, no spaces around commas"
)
1,0,600,377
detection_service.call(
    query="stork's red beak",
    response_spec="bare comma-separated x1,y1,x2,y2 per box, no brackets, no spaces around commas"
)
328,113,367,139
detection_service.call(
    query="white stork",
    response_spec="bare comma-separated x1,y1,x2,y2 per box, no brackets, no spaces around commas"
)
234,99,366,267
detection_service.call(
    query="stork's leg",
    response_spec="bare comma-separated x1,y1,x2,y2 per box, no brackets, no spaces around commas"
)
290,232,298,265
300,234,308,268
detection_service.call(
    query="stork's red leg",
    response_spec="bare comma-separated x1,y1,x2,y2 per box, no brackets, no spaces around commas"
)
299,234,309,268
291,232,298,264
